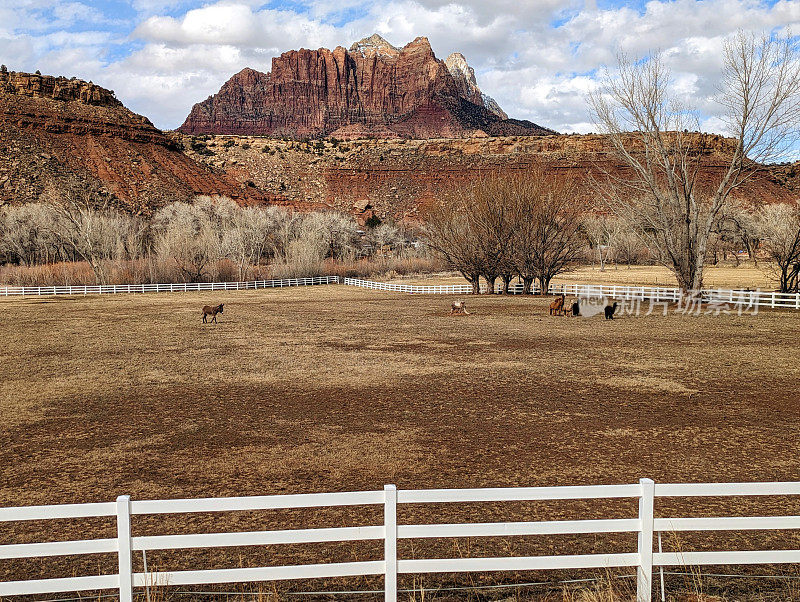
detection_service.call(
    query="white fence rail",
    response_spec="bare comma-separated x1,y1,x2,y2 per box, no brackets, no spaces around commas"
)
344,278,800,310
2,274,799,310
343,277,479,295
550,282,800,310
2,480,800,601
0,276,341,297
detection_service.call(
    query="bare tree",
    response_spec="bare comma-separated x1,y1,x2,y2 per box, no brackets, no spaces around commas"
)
423,197,485,294
511,171,584,294
272,225,328,278
295,212,360,261
366,223,405,256
223,206,287,281
590,31,800,292
754,203,800,292
469,177,517,293
0,204,62,265
41,179,129,284
423,176,517,294
152,198,227,282
583,213,621,271
613,228,648,267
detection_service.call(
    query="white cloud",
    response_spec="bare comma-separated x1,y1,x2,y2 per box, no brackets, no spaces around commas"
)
2,0,800,140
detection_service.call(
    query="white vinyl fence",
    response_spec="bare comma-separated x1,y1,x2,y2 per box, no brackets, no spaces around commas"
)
2,274,799,310
550,282,800,310
344,278,800,310
0,276,340,297
2,480,800,601
343,277,478,295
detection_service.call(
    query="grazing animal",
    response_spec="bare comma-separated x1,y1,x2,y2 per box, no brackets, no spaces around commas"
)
202,303,224,323
451,300,470,316
549,294,565,316
604,301,619,320
571,300,580,317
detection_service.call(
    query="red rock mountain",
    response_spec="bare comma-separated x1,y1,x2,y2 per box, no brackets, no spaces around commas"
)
179,35,554,139
0,68,277,212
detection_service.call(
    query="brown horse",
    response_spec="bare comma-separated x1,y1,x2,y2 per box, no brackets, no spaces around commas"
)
202,303,224,323
549,294,565,316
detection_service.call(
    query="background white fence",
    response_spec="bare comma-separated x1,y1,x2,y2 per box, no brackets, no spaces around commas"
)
0,276,340,297
344,278,800,309
2,274,799,310
343,277,478,295
2,480,800,601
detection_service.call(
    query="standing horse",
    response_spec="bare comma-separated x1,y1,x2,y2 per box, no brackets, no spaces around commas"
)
549,294,565,316
202,303,224,323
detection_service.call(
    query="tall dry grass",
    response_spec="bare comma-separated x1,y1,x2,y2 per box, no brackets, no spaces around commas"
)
0,255,445,287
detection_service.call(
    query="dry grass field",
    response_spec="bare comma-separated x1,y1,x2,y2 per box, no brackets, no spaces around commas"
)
2,284,800,600
390,263,777,290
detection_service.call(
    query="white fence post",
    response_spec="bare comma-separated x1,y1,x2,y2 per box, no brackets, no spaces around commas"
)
637,478,655,602
384,484,398,602
116,495,133,602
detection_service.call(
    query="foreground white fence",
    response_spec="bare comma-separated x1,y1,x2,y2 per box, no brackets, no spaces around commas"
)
2,480,800,601
0,276,340,297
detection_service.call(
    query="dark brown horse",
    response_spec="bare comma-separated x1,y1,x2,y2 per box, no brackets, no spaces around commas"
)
202,303,224,323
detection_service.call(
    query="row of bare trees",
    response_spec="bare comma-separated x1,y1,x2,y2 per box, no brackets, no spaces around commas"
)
423,170,585,294
423,163,800,294
0,184,410,285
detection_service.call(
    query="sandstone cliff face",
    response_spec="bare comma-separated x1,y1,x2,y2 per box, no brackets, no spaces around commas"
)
179,36,553,139
0,70,277,212
0,69,122,107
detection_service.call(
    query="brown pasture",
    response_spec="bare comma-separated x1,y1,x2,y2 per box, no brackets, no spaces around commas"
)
1,285,800,599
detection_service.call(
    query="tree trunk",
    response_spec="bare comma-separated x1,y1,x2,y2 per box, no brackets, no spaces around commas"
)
469,275,481,295
781,264,790,293
88,258,106,285
483,274,497,294
790,264,800,292
501,274,513,294
522,277,534,295
538,276,551,296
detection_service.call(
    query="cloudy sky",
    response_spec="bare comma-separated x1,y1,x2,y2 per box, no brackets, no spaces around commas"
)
1,0,798,136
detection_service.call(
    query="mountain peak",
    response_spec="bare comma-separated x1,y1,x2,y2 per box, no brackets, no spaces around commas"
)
445,52,508,120
349,34,400,58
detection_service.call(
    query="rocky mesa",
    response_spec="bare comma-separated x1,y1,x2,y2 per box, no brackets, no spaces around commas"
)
178,132,800,224
0,67,278,212
179,35,554,139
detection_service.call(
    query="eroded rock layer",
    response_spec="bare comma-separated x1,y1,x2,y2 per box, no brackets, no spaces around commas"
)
0,70,278,212
179,133,799,222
